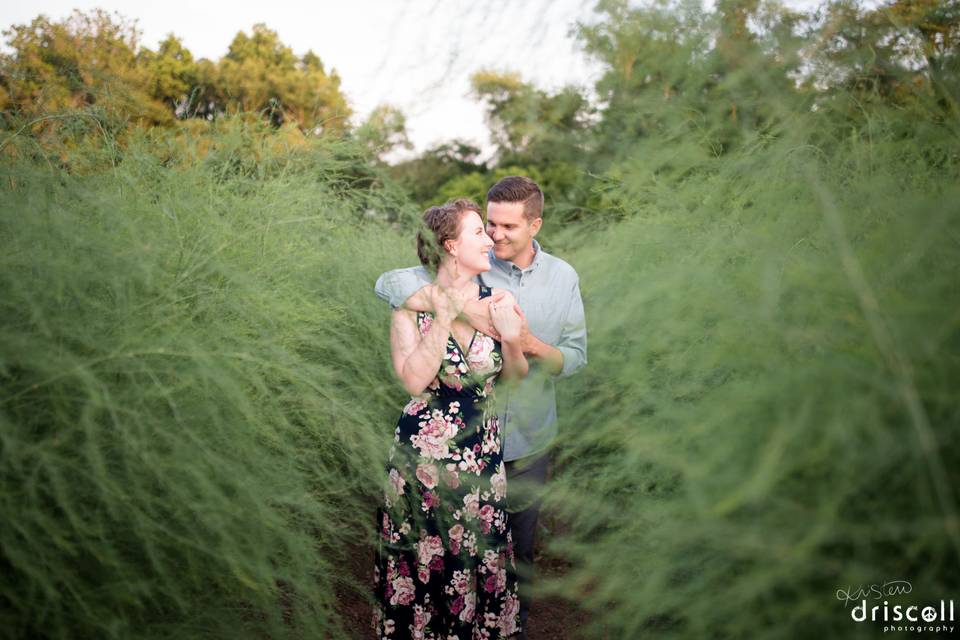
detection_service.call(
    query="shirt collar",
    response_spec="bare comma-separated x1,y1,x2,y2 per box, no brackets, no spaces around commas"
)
491,239,543,275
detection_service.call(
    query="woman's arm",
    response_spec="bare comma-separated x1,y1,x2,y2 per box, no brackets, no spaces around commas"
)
390,309,451,396
390,287,466,396
489,290,528,381
402,284,504,338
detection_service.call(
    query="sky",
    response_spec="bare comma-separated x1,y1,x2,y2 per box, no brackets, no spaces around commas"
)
0,0,605,159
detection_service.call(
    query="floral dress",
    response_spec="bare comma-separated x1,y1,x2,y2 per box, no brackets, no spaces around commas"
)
374,284,520,640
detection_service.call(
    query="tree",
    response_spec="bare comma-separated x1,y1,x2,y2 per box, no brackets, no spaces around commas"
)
216,24,350,133
470,69,591,167
355,104,412,161
0,10,170,125
138,35,198,117
389,139,486,208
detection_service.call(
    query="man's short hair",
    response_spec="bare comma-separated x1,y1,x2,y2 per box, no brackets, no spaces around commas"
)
486,176,543,222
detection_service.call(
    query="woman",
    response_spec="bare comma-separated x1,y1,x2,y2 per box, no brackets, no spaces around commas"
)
373,199,526,639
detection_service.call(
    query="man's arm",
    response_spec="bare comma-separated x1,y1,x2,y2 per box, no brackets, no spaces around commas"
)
514,275,587,378
374,266,432,309
375,267,501,335
553,275,587,378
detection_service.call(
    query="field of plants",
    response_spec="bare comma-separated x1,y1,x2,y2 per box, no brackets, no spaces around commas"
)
2,1,958,638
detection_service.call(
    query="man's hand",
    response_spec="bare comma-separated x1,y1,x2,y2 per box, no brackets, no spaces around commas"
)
462,291,506,338
512,303,533,352
512,303,564,375
491,297,523,343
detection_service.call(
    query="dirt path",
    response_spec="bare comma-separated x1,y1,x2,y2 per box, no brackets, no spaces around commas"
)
337,543,591,640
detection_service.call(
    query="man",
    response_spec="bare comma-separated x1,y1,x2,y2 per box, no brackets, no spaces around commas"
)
374,176,587,638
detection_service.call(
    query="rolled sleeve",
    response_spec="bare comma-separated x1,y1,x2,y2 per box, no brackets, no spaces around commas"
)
374,266,432,309
555,276,587,378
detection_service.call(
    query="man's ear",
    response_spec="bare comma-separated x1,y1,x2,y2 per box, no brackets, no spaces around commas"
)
529,217,543,237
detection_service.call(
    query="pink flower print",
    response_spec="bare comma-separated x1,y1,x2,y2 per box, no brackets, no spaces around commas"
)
415,463,439,489
447,401,460,414
418,534,444,562
403,396,429,416
417,565,430,584
483,573,498,593
467,336,495,372
390,575,416,606
478,504,496,534
419,314,433,334
421,490,438,511
490,462,507,501
449,568,470,595
440,366,464,391
463,489,480,520
448,523,464,555
450,594,464,615
410,410,457,460
498,592,520,636
412,604,432,632
443,464,460,489
459,591,476,623
458,448,480,474
388,468,406,497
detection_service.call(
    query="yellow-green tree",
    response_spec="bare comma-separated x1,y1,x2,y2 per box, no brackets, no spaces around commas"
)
216,24,350,134
0,11,355,137
0,9,170,125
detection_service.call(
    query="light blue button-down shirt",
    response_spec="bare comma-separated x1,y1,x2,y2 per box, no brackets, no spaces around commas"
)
374,240,587,461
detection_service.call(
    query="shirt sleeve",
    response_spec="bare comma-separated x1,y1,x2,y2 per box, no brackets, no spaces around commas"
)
374,266,433,309
555,275,587,379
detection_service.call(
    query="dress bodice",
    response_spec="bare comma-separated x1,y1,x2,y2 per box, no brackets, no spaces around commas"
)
415,284,502,401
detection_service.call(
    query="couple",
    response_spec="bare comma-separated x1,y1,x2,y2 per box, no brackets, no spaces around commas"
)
372,176,587,640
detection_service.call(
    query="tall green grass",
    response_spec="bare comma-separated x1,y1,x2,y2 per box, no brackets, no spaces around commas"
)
0,119,416,639
544,101,960,637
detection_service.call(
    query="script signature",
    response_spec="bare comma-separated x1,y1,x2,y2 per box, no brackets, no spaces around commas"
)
836,580,913,607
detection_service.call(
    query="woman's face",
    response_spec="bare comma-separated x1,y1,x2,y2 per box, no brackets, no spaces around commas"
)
449,211,494,274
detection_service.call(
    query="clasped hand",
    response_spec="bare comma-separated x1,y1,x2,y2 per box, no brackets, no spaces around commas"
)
489,294,523,343
429,285,468,326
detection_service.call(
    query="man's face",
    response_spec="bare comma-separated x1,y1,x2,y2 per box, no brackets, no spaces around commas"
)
485,201,542,263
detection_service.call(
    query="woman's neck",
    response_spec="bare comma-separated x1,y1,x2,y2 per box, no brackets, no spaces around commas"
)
434,261,476,291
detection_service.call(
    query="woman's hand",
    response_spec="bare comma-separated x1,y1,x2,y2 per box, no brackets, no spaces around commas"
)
490,294,523,343
430,285,468,326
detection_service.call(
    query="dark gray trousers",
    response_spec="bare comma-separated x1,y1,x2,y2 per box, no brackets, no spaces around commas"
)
504,452,550,639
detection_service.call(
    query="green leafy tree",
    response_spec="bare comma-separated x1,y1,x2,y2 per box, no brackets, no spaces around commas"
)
0,9,170,126
355,104,412,161
470,69,591,168
138,35,199,117
389,139,486,208
806,0,960,114
217,24,350,133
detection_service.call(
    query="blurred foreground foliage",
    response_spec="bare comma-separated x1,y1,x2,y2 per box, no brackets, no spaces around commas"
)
2,0,959,638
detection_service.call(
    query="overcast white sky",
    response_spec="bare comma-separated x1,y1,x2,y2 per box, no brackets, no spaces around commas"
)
1,0,832,158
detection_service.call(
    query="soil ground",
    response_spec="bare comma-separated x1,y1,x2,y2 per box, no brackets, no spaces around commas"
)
336,536,592,640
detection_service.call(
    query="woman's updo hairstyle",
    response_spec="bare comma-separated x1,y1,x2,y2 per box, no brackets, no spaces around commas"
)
416,198,483,271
